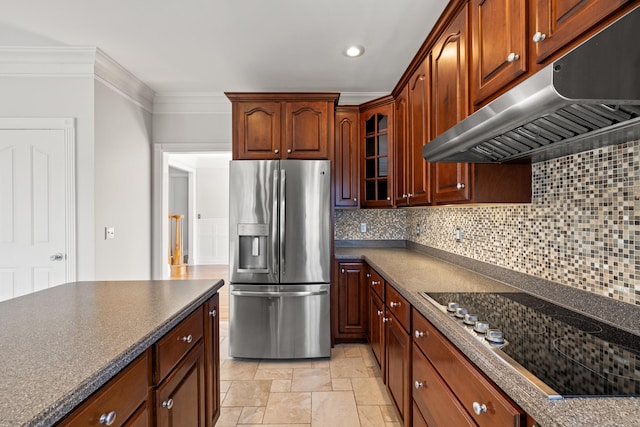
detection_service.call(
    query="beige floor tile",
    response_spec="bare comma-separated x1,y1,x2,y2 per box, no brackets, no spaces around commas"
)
222,380,271,407
331,346,346,359
220,336,230,360
262,392,311,424
258,359,314,369
311,360,330,368
215,406,242,427
270,379,292,392
240,425,310,427
238,406,265,424
360,347,378,368
380,405,400,422
343,344,366,358
254,367,293,380
311,391,359,427
331,378,353,391
357,405,386,427
291,368,332,392
221,359,259,380
220,380,232,393
330,357,370,378
367,366,382,378
385,422,402,427
351,377,392,405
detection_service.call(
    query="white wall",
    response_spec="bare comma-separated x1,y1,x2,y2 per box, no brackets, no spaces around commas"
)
196,157,230,219
94,80,152,279
0,75,97,280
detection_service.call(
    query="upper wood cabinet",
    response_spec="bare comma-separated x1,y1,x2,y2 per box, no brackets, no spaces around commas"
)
334,106,360,208
470,0,528,106
360,97,394,208
532,0,631,64
226,93,339,160
430,4,471,204
395,62,432,207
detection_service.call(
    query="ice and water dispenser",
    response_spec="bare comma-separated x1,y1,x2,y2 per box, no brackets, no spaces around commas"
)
236,223,270,273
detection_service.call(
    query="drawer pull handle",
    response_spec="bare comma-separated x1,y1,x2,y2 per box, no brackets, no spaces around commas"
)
162,398,174,410
179,334,193,344
472,402,488,415
99,411,116,425
389,301,399,308
209,309,217,317
414,330,424,338
371,280,380,285
414,380,425,389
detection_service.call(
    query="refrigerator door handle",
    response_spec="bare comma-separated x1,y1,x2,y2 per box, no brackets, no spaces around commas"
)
231,290,329,297
272,171,279,276
280,168,286,276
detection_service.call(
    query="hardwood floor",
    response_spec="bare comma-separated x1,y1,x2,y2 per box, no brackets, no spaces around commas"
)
172,264,229,320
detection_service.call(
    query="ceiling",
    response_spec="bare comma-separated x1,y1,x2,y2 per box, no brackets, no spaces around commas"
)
0,0,448,96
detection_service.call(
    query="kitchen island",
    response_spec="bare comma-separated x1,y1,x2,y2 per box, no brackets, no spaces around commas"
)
336,243,640,427
0,279,223,427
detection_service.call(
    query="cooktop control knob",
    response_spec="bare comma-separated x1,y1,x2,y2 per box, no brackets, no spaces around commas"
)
454,307,468,318
485,329,505,344
447,302,459,313
463,313,478,325
473,321,490,334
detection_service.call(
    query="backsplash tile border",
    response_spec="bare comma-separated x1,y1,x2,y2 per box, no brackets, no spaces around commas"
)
335,139,640,306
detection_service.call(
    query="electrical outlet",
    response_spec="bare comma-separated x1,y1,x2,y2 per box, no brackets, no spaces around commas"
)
105,227,115,240
360,223,367,233
416,224,421,236
455,227,463,242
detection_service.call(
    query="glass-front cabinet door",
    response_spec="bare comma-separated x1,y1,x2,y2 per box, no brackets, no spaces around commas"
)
361,99,393,208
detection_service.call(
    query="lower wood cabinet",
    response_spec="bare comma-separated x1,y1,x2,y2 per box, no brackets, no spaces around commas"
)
368,291,385,372
57,292,221,427
155,343,206,427
385,311,411,427
333,260,368,341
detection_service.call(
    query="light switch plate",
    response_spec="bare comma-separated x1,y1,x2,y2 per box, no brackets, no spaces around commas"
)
105,227,115,240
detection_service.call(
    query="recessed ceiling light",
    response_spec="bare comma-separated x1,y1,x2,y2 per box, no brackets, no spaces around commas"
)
344,45,365,58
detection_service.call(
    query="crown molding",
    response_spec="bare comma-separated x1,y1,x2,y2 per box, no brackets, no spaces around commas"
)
153,92,231,114
338,92,389,105
0,46,155,113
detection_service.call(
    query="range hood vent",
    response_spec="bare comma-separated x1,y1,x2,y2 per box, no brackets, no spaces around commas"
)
423,6,640,164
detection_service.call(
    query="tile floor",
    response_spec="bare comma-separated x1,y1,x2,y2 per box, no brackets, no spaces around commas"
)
217,321,401,427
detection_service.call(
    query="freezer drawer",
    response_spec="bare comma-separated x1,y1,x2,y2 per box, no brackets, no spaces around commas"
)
229,284,331,359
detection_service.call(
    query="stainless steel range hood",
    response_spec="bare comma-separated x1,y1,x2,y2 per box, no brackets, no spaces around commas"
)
423,6,640,164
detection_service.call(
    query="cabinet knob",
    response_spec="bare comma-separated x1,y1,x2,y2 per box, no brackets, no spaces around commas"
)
179,334,193,344
377,310,383,316
287,149,292,154
99,411,117,426
532,32,546,43
472,402,488,415
507,52,520,62
382,317,390,323
386,197,391,201
209,309,217,317
414,330,425,338
371,280,380,285
456,183,465,189
389,301,399,308
341,268,345,273
408,193,413,198
274,149,279,154
366,273,371,278
414,380,425,389
162,398,174,410
353,198,357,202
402,194,407,198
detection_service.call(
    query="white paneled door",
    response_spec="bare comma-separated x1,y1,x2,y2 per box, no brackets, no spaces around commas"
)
0,129,68,301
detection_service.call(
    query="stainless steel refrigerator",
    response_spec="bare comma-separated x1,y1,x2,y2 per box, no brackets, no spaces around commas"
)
228,159,331,359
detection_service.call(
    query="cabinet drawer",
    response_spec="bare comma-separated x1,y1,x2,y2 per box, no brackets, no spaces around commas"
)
155,306,204,383
412,345,477,427
59,351,149,426
366,266,385,301
412,310,523,427
385,283,410,333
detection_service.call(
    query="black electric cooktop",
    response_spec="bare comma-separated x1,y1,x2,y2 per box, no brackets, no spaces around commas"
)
421,291,640,398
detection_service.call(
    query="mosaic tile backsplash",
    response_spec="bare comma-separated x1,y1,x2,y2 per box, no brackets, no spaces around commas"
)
335,139,640,306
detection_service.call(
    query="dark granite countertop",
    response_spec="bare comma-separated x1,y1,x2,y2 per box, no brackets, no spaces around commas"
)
0,279,224,427
335,245,640,427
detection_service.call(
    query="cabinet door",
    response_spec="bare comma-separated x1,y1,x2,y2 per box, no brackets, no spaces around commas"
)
361,102,394,208
533,0,630,63
232,102,281,159
337,262,367,337
369,292,385,373
385,313,411,426
431,5,471,204
285,101,331,159
204,294,220,427
471,0,527,106
334,107,360,207
156,344,206,427
394,85,409,207
407,60,431,206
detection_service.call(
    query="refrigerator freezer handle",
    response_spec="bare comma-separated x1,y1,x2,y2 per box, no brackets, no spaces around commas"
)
280,168,286,276
272,172,279,275
230,289,329,297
